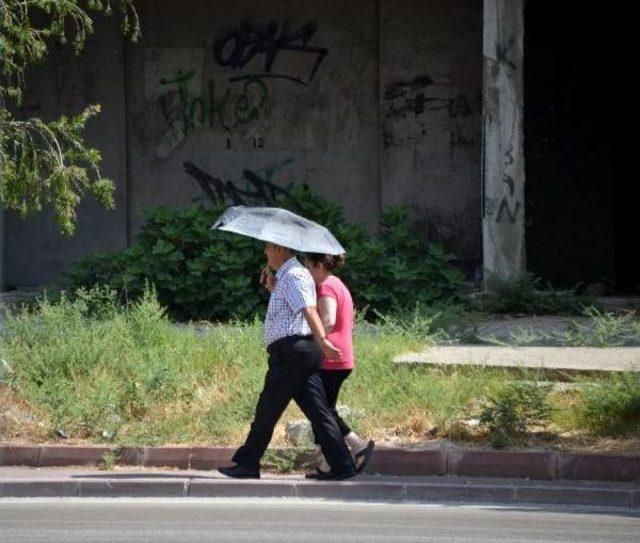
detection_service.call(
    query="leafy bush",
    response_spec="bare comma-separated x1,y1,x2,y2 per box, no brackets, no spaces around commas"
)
576,372,640,437
65,185,465,320
286,186,466,312
479,382,552,447
65,206,267,320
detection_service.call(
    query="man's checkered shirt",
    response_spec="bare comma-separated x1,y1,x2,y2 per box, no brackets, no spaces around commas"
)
263,257,316,346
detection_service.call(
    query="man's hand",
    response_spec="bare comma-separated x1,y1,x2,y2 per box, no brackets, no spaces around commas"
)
260,267,275,292
302,306,342,360
319,337,342,360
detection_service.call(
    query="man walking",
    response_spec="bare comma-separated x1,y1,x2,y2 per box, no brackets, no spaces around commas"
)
219,242,357,480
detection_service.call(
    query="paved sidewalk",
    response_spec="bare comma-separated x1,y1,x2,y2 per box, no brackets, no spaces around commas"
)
1,467,639,509
394,345,640,372
395,313,640,372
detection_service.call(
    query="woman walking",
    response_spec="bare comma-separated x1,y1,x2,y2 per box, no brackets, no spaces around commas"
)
303,253,374,477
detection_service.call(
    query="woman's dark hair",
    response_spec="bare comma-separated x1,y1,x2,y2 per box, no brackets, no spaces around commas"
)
305,253,346,271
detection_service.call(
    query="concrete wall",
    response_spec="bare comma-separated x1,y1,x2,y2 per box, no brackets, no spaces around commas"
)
381,0,483,271
6,0,483,287
126,0,381,234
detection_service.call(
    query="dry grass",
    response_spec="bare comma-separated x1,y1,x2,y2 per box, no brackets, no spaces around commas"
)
0,385,53,443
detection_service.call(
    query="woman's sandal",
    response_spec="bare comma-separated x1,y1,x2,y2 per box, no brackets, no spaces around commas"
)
354,440,375,474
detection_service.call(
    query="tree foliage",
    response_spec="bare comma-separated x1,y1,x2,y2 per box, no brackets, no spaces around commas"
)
0,0,140,234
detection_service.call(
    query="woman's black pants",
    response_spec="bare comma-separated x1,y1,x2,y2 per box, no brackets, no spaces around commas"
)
319,369,353,439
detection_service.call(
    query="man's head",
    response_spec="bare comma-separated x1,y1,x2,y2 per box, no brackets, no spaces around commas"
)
264,242,294,270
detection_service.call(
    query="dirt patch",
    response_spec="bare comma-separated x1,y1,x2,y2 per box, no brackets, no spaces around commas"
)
0,386,51,443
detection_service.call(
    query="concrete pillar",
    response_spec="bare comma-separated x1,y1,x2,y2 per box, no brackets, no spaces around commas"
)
481,0,526,286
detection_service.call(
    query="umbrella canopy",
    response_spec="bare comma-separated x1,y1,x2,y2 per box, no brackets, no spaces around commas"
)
212,206,346,255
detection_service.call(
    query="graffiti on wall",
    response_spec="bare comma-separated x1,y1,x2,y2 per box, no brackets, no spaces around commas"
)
183,159,293,206
213,20,328,87
153,19,327,142
381,75,476,148
496,37,517,72
384,76,435,117
383,76,473,119
495,168,521,224
493,36,521,225
159,71,269,137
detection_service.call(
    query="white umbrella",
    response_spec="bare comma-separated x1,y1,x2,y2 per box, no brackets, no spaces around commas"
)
212,206,346,255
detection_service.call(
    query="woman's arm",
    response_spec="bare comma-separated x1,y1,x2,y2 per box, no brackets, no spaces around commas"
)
317,296,337,334
302,306,342,360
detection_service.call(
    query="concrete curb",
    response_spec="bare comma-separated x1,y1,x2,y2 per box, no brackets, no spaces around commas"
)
0,474,638,508
2,445,640,483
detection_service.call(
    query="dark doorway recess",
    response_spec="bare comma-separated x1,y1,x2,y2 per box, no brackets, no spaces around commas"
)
524,1,638,294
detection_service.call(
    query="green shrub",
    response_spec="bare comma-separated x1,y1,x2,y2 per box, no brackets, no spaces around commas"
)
267,185,465,312
65,206,267,320
576,372,640,437
479,382,552,447
65,185,466,320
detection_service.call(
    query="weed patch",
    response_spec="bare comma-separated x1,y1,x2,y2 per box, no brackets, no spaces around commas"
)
478,382,553,448
1,287,638,453
573,372,640,437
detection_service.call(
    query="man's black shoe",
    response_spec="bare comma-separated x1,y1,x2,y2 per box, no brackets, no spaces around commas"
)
315,468,358,481
218,464,260,479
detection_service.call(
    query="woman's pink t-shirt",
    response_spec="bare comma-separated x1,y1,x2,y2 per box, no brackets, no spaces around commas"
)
318,275,354,370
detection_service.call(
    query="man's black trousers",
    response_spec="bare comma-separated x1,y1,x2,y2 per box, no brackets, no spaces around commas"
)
232,337,355,474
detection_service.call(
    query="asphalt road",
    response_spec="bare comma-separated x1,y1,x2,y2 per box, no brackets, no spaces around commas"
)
0,498,638,543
